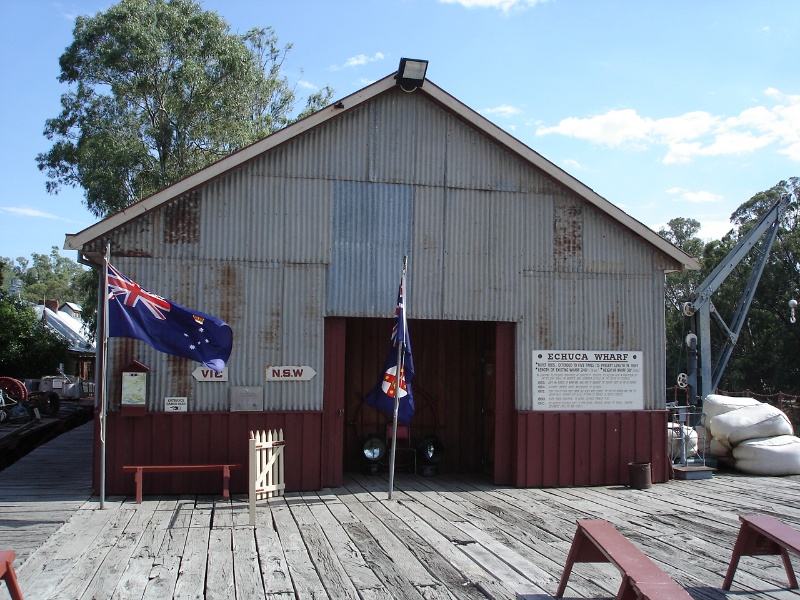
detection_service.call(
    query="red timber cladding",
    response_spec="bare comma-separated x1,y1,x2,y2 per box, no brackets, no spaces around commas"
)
95,410,323,496
513,410,670,487
322,317,346,487
493,321,516,485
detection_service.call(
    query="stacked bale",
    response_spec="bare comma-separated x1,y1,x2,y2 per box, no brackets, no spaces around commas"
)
698,394,800,475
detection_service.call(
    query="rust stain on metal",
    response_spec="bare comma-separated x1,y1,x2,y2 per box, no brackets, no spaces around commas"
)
262,309,281,352
607,309,623,347
163,191,200,245
219,264,239,324
167,354,192,399
114,249,153,258
553,200,583,270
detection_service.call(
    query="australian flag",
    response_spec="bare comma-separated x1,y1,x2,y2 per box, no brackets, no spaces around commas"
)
365,276,415,424
106,263,233,374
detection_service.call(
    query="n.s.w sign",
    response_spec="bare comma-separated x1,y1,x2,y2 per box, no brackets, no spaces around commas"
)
265,366,316,381
192,366,229,382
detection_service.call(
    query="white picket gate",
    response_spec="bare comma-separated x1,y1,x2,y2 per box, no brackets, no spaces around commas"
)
248,429,286,525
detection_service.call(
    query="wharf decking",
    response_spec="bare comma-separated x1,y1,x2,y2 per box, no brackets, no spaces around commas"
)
1,423,800,599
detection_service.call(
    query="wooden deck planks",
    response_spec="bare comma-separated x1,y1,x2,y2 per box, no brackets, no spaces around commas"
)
0,420,94,566
303,490,394,599
4,423,800,600
270,498,329,598
170,507,212,600
253,518,294,598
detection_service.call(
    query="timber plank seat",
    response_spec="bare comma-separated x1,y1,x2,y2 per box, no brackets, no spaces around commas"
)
723,514,800,590
122,463,241,503
556,519,692,599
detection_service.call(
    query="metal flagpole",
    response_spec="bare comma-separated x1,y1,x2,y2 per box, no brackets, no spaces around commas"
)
387,339,403,500
100,245,110,509
387,256,408,501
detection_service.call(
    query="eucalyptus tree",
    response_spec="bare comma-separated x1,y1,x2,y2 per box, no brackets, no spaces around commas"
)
0,292,70,379
659,217,706,390
716,178,800,393
37,0,332,217
662,178,800,395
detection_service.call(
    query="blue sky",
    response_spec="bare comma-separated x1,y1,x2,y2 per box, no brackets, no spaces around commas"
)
1,0,799,264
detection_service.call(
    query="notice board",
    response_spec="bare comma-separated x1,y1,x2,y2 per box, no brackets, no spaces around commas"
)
533,350,643,411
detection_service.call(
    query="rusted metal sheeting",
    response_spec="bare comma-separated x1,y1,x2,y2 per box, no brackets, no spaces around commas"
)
193,171,331,264
440,188,522,321
327,180,414,317
409,186,445,319
368,96,417,185
582,206,660,275
445,107,534,193
513,410,670,487
198,170,282,261
277,103,371,182
279,264,326,411
521,192,556,275
106,258,325,412
518,272,665,410
408,94,448,188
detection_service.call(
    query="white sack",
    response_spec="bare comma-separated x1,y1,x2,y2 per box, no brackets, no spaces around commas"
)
694,425,713,455
668,424,698,458
733,435,800,476
710,403,794,447
710,438,732,456
703,394,760,426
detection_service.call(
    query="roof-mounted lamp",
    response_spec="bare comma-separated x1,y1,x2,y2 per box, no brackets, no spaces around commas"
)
395,58,428,90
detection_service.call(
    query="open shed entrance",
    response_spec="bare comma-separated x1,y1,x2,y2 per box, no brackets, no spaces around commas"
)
343,318,498,475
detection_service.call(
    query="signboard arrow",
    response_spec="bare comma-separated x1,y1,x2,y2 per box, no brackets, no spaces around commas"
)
265,366,317,381
192,366,228,382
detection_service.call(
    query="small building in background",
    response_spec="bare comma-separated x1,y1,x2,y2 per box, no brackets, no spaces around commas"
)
64,66,697,496
34,301,95,382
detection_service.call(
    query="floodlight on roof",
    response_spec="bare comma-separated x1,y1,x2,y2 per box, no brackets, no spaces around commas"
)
395,58,428,90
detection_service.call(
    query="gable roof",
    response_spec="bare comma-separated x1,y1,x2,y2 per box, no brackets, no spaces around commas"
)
64,73,699,271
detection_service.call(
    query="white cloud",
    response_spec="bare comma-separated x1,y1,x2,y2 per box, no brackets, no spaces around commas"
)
481,105,522,118
0,206,77,222
537,109,651,148
438,0,545,11
536,89,800,164
665,188,724,204
296,80,317,91
698,220,734,241
330,52,386,71
53,3,79,21
563,158,586,171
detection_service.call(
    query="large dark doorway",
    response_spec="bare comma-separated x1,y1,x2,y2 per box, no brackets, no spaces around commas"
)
343,318,496,475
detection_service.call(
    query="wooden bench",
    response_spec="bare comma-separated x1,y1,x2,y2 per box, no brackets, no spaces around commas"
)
723,514,800,590
1,550,24,600
122,464,241,503
556,520,692,599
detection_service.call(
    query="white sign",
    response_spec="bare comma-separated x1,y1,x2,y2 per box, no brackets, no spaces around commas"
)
533,350,643,411
192,366,228,381
265,366,317,381
165,396,187,412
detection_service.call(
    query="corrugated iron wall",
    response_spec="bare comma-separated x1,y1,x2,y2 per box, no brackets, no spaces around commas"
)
100,86,674,416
